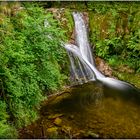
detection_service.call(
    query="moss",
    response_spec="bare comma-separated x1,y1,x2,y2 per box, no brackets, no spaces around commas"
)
113,71,140,89
88,3,140,71
63,9,74,39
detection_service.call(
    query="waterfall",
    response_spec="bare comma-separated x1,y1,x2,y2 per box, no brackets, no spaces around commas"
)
73,12,94,66
64,12,139,93
65,44,105,81
65,12,104,85
66,44,96,85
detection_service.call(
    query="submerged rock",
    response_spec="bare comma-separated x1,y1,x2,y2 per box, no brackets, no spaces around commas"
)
46,127,58,133
69,115,74,119
48,114,63,119
19,80,140,139
74,130,99,139
61,125,72,134
54,118,62,126
46,127,58,138
84,131,99,138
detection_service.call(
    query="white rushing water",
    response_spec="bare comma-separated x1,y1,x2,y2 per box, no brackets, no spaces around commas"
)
73,12,94,66
64,12,104,85
64,12,138,92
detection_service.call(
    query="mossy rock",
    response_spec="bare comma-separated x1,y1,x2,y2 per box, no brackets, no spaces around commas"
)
54,118,62,126
47,127,58,133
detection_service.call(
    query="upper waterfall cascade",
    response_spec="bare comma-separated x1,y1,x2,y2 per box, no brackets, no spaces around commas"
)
73,12,94,66
64,12,139,92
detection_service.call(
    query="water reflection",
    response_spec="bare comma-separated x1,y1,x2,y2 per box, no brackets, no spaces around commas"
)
48,82,140,138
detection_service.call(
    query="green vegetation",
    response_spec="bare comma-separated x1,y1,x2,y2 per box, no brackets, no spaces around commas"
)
0,2,67,138
88,2,140,72
0,1,140,139
113,71,140,89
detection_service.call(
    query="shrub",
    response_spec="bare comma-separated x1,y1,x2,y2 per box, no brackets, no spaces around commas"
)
0,2,67,138
88,2,140,71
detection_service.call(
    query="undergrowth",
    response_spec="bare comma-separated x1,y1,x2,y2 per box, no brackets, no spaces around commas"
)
0,2,67,138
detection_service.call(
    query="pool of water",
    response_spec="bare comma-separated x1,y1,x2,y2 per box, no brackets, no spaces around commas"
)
19,82,140,139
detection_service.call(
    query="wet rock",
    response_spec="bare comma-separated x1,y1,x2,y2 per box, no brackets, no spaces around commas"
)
95,57,113,77
54,118,62,126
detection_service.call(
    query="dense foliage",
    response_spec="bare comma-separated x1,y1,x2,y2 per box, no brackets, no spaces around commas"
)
0,2,67,138
1,1,140,138
88,2,140,72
